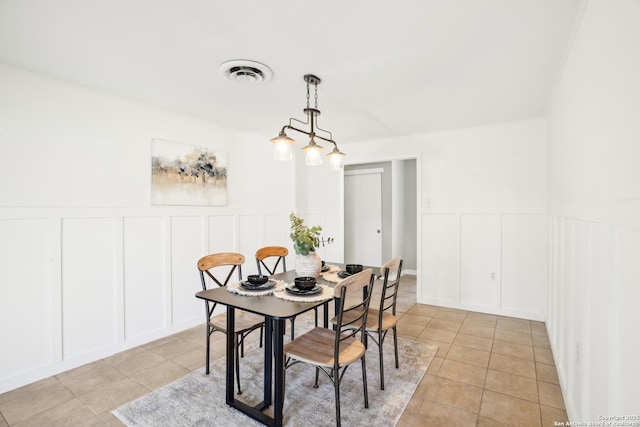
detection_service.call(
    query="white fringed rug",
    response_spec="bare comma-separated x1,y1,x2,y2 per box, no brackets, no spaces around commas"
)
113,338,436,427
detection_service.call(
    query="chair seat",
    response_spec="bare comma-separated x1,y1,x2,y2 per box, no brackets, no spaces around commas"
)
363,309,398,331
211,310,264,333
331,308,397,331
284,327,366,367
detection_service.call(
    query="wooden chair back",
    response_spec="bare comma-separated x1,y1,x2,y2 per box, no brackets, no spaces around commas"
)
255,246,288,276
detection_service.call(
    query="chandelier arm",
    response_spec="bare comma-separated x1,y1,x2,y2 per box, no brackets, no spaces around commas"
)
313,122,334,142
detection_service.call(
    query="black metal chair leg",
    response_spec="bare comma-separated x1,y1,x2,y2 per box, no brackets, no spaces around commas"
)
334,374,342,427
378,332,385,390
362,355,369,408
393,326,399,368
289,318,295,341
235,335,242,395
314,367,320,388
205,326,211,375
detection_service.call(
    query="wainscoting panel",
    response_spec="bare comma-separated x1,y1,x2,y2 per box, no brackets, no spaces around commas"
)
584,222,611,418
170,216,204,326
0,218,52,378
123,217,166,340
460,214,499,308
61,217,117,359
421,214,460,302
500,214,548,317
238,215,262,276
612,227,640,413
207,215,236,254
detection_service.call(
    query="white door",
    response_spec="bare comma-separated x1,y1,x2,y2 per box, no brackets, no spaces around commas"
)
344,170,382,267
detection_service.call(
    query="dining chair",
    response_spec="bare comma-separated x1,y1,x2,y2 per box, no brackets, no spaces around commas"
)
255,245,318,340
198,252,264,395
284,269,375,427
363,257,403,390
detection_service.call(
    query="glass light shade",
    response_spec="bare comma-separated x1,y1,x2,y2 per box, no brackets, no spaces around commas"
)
327,150,345,171
301,143,321,166
270,133,295,161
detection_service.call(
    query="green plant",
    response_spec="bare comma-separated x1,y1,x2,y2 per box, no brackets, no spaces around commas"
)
289,213,333,255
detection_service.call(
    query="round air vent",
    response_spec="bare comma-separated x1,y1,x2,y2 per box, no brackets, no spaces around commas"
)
218,60,273,84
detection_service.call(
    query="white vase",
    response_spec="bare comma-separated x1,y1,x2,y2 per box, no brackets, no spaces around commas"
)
295,252,322,277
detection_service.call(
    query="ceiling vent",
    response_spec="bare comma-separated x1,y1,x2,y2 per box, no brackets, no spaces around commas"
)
219,60,273,84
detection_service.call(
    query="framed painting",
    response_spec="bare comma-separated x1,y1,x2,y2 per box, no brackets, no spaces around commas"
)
151,139,228,206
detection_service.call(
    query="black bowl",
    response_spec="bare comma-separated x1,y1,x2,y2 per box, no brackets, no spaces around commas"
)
345,264,363,274
294,276,316,290
247,275,269,285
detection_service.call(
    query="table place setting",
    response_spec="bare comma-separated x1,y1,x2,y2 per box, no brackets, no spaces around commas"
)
226,274,287,296
321,263,364,283
273,276,334,302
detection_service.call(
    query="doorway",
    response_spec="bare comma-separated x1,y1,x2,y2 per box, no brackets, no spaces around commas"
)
343,159,417,273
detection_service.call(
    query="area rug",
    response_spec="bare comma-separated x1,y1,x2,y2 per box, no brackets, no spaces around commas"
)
113,338,437,427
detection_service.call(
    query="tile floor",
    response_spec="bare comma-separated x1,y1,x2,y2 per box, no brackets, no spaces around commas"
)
0,275,566,426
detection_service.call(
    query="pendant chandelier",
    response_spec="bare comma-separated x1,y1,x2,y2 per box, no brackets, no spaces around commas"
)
270,74,345,170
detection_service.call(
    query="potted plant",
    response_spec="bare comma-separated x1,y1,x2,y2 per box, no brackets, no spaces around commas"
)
289,213,332,277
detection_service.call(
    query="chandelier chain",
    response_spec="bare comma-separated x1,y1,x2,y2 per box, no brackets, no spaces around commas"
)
314,82,318,109
306,81,310,109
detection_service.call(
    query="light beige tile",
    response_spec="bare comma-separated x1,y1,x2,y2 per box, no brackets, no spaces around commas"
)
488,353,536,379
476,416,512,427
540,404,568,426
464,312,498,326
397,322,425,339
417,326,457,344
0,377,60,406
10,398,104,427
422,375,483,413
78,377,149,414
479,390,541,427
150,338,200,360
485,369,539,402
496,318,531,334
0,382,75,425
129,360,190,390
531,323,548,337
397,313,432,327
407,304,440,318
494,329,533,346
453,333,493,352
437,359,487,388
536,362,559,385
173,347,212,371
446,344,491,368
415,399,478,427
427,357,444,375
459,322,495,339
58,362,127,397
534,347,555,364
538,381,565,410
492,340,534,361
434,308,468,323
428,317,462,333
532,334,551,349
105,347,167,376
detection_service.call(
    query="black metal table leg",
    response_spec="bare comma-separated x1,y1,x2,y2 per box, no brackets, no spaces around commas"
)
225,307,236,403
273,318,286,427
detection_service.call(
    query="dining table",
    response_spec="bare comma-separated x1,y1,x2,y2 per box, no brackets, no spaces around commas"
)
194,262,377,427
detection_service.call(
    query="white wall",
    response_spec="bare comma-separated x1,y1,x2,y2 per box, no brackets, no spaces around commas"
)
322,119,549,320
0,65,296,393
547,0,640,419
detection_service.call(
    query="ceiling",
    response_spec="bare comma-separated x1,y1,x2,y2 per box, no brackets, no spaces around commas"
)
0,0,583,144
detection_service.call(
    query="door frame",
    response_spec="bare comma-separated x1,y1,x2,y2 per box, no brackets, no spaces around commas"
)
338,153,422,301
344,167,384,267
